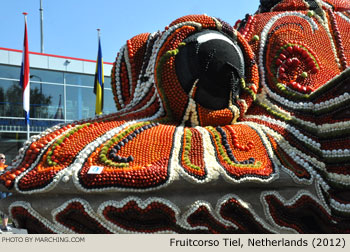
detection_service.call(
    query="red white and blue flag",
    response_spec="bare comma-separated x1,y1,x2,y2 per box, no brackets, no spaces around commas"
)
19,13,30,125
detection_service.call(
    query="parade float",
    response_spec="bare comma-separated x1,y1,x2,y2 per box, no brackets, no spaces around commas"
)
0,0,349,233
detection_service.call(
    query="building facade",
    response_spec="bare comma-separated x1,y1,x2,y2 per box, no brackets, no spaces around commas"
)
0,47,115,161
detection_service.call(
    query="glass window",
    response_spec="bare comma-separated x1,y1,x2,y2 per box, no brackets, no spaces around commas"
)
65,73,111,88
0,79,23,117
66,87,116,120
0,79,64,119
0,64,21,79
66,86,95,120
30,83,64,119
30,69,64,84
104,76,111,89
65,73,94,87
0,83,4,116
104,89,116,115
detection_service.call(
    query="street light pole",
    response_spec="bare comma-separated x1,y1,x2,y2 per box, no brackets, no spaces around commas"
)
39,0,44,53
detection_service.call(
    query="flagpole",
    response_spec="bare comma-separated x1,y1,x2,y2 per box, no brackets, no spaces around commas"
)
27,114,30,140
40,0,44,53
97,28,100,40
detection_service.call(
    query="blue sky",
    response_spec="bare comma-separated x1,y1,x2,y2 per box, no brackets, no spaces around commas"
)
0,0,260,63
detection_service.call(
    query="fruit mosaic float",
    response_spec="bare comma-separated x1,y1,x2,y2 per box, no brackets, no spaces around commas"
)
1,0,350,233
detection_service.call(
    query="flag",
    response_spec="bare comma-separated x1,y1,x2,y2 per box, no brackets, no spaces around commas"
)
19,13,30,125
94,32,104,115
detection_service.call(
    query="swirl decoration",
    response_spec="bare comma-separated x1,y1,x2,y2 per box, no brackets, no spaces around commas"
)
0,0,349,233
